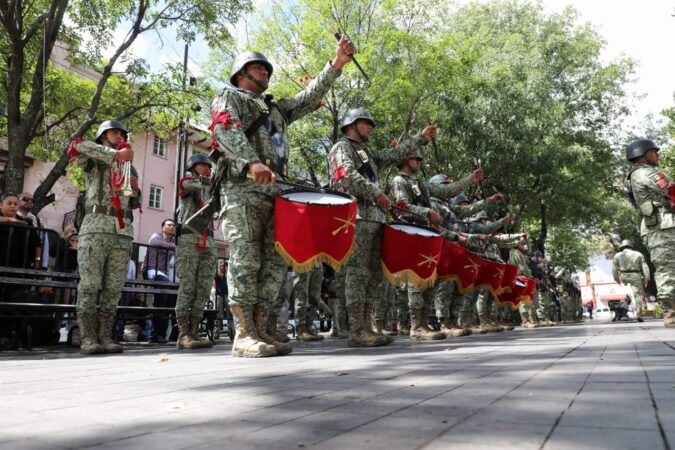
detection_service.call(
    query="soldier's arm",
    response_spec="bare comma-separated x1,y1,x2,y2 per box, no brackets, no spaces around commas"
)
489,233,524,246
179,176,211,196
330,142,381,202
390,176,430,219
611,258,620,284
429,176,474,200
73,140,117,167
370,133,429,167
277,63,341,124
453,198,494,218
212,90,261,176
640,255,651,281
641,168,673,203
472,218,506,234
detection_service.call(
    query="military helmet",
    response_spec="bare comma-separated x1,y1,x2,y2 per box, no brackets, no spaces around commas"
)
95,120,128,144
229,51,274,86
619,239,633,250
452,194,470,206
186,153,213,173
339,108,376,132
626,138,659,162
398,147,423,167
429,174,450,185
472,211,488,221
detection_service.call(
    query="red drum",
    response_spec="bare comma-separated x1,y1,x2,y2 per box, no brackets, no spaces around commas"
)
474,258,507,300
381,222,443,288
498,276,537,309
437,240,482,292
275,189,357,273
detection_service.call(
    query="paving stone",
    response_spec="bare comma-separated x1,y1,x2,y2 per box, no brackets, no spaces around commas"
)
544,425,665,450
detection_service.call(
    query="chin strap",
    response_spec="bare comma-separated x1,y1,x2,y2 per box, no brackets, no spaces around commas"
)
242,70,268,91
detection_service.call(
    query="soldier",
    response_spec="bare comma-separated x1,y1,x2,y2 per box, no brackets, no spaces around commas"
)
292,266,326,341
69,120,142,355
210,37,355,357
390,151,485,340
329,108,437,347
332,270,349,338
611,240,650,322
174,153,218,349
626,138,675,327
510,240,537,328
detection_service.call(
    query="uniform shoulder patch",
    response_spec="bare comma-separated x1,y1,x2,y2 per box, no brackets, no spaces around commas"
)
649,172,666,183
657,179,669,188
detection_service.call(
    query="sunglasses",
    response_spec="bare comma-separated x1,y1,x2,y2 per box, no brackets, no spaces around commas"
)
20,197,33,202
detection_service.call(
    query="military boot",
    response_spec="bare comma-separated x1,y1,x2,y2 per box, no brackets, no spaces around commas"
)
77,314,104,355
230,304,277,358
489,320,505,332
296,324,323,341
347,304,386,347
398,321,411,336
440,317,469,337
337,307,350,339
96,314,123,353
438,317,453,338
253,306,292,355
663,301,675,328
268,313,291,343
377,319,398,337
176,316,197,350
365,304,393,345
410,309,444,340
189,317,213,349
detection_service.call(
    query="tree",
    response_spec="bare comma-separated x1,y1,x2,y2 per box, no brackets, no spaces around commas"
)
1,0,251,211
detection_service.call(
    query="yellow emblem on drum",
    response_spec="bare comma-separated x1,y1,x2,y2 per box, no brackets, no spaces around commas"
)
417,253,437,269
331,214,356,236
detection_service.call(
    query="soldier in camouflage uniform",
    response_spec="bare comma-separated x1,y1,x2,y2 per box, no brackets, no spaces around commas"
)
70,120,142,355
531,250,555,326
626,138,675,327
292,266,330,341
329,108,437,347
210,38,355,357
510,241,537,328
175,153,218,350
373,279,397,338
389,151,485,340
553,266,576,323
332,270,349,338
611,240,650,322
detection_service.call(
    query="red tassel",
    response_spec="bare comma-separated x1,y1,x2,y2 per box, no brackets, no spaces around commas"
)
110,195,125,229
178,176,194,198
67,137,83,163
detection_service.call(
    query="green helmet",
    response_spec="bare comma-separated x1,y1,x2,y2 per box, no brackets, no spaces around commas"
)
429,174,451,185
229,51,273,86
339,108,376,132
619,239,632,250
626,139,659,162
95,120,128,144
186,153,213,172
398,147,422,167
452,194,469,206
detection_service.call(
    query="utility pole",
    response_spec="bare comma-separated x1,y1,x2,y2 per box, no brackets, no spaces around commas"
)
173,44,189,222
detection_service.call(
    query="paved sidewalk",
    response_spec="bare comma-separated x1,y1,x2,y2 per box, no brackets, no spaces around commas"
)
1,320,674,450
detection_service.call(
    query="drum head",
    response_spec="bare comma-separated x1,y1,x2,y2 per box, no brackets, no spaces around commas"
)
389,223,440,237
281,191,353,206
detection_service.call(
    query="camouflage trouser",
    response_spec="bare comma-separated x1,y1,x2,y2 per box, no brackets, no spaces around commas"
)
476,288,493,323
175,234,217,322
343,220,383,308
334,270,347,327
461,291,479,326
433,279,459,318
408,284,434,311
374,280,395,321
221,193,287,309
396,285,410,325
621,275,646,317
292,267,323,327
535,289,552,321
560,293,575,321
519,298,537,323
644,228,675,303
76,233,132,317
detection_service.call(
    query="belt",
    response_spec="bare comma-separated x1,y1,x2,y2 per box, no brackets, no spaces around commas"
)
620,270,641,274
356,197,376,207
85,205,132,219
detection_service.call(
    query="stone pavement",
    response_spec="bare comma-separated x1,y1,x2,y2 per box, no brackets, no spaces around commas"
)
1,320,674,450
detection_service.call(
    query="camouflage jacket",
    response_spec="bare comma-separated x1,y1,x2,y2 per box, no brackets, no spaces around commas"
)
611,248,650,284
329,134,428,223
509,248,532,277
627,163,674,235
390,171,473,223
72,140,142,238
212,62,341,206
178,174,215,244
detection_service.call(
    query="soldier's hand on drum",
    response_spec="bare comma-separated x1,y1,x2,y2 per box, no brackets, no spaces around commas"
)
421,125,437,140
427,209,442,227
332,35,355,70
457,235,469,247
248,161,276,185
470,167,484,183
375,192,391,209
116,147,134,162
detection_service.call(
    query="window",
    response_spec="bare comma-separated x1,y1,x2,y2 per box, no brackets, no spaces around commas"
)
153,136,167,157
149,185,163,209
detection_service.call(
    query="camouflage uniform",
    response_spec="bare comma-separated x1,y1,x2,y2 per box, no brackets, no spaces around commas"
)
611,247,650,319
292,266,325,340
72,140,141,353
389,170,473,340
175,174,218,349
510,247,537,327
212,62,341,356
628,163,675,327
329,133,428,346
333,270,349,338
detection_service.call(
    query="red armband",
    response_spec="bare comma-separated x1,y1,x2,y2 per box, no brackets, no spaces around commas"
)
208,111,241,133
669,184,675,209
178,176,194,198
67,137,84,163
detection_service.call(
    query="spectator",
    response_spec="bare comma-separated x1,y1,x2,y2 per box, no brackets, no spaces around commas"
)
0,192,41,271
16,192,49,269
54,225,79,273
142,219,177,343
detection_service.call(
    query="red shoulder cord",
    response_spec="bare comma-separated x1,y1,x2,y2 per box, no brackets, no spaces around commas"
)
195,199,207,252
67,137,84,163
109,141,131,229
208,111,241,150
